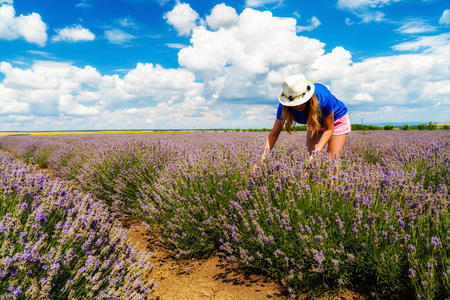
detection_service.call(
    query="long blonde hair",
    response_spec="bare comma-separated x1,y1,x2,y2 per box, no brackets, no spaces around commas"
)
281,94,322,136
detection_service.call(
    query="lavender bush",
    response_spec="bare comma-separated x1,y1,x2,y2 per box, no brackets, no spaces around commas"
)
0,151,154,299
0,131,448,298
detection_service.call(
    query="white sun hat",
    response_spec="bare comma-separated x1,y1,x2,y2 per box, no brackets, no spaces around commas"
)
278,74,315,107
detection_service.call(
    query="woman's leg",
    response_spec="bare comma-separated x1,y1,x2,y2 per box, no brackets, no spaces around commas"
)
326,134,349,159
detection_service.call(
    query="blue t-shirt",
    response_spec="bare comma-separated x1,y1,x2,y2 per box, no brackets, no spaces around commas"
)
276,83,348,125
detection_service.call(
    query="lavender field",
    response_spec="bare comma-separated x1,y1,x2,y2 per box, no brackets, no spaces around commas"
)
0,131,448,299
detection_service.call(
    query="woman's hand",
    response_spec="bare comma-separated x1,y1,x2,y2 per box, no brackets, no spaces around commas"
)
261,140,271,161
252,142,269,172
309,147,322,160
251,118,282,173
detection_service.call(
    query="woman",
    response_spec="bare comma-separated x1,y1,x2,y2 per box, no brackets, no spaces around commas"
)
259,74,351,163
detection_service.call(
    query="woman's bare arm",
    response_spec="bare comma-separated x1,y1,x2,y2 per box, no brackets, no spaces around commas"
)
314,111,334,152
261,118,283,160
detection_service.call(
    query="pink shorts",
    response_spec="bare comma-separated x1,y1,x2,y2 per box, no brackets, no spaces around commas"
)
308,113,351,135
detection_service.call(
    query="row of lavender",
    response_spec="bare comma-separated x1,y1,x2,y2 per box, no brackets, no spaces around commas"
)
0,150,154,299
0,131,448,298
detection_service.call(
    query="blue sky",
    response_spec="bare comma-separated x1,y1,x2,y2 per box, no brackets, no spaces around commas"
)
0,0,449,130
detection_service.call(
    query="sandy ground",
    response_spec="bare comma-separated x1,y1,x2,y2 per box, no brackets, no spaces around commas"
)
124,220,366,300
125,220,287,300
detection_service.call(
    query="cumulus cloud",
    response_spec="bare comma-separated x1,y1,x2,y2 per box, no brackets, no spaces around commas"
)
0,3,47,46
309,46,352,82
179,8,325,101
206,3,239,30
164,2,199,36
0,83,30,114
1,4,449,129
328,38,450,109
52,25,95,42
353,93,374,103
439,9,450,25
177,7,449,123
0,59,206,121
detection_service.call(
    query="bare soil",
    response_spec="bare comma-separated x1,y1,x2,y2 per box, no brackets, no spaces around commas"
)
124,220,367,300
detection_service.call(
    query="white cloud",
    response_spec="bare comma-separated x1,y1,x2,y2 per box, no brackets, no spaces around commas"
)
166,43,187,49
336,0,406,23
439,9,450,25
120,62,203,102
296,16,321,32
117,17,138,29
75,0,92,8
338,1,439,24
164,2,199,36
396,20,436,34
52,25,95,42
0,83,30,114
26,50,55,59
0,59,206,122
328,39,450,109
0,3,47,46
309,46,352,82
241,105,274,121
337,0,401,10
206,3,239,30
58,94,99,115
1,4,449,129
245,0,282,8
179,8,325,100
353,93,374,103
177,7,449,123
149,0,170,6
356,10,385,23
392,33,450,52
104,29,135,44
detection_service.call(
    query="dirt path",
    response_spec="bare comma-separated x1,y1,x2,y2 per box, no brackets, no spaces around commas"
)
125,220,288,300
125,220,366,300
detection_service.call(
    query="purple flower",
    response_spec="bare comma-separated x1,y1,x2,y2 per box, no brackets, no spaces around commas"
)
347,253,355,262
430,236,441,247
287,287,295,298
313,250,325,265
331,259,339,270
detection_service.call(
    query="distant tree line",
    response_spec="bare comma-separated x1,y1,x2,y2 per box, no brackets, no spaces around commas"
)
235,122,448,132
351,122,447,131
